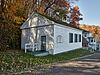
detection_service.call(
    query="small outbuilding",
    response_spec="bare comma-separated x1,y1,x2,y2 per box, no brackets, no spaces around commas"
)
20,12,83,55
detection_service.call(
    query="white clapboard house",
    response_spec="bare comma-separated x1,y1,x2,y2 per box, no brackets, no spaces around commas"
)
82,30,100,51
20,12,83,56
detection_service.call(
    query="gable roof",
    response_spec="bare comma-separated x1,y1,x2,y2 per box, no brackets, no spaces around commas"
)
38,12,83,30
82,30,90,33
20,12,39,29
21,12,82,30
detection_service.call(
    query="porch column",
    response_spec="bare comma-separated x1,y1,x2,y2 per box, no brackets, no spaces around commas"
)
99,44,100,51
95,44,96,50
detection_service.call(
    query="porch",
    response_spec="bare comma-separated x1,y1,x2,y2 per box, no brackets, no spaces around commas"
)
25,43,49,56
88,43,100,52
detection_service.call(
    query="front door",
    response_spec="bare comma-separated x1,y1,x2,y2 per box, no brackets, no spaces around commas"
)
41,36,46,51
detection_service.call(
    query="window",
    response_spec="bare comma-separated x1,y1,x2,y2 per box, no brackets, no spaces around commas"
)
91,38,93,42
57,35,63,43
79,34,81,42
94,39,95,42
69,33,73,43
75,34,78,42
88,38,90,42
84,34,87,37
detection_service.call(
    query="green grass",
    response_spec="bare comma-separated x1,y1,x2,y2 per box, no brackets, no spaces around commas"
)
0,49,92,74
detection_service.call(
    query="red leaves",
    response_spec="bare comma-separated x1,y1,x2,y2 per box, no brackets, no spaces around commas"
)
73,6,79,12
69,5,82,26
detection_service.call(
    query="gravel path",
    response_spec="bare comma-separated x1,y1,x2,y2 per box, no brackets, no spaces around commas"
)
14,53,100,75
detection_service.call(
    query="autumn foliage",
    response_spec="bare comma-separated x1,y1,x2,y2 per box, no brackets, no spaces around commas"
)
70,6,82,27
80,24,100,41
0,0,82,50
40,0,82,26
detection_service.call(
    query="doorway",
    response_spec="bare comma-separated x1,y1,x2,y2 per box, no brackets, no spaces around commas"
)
41,36,46,51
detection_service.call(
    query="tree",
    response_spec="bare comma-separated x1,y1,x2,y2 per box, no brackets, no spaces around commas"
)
0,0,25,50
35,0,82,27
41,0,69,12
69,6,82,27
80,24,100,42
0,0,82,50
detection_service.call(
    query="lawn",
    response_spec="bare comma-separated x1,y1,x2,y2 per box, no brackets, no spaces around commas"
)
0,49,93,74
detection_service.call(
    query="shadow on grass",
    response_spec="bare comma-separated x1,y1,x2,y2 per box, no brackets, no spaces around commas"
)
0,49,93,74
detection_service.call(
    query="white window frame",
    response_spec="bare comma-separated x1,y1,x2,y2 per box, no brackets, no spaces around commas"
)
69,33,73,43
56,35,63,43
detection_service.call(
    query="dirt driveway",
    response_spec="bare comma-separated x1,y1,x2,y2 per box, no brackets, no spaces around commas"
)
15,53,100,75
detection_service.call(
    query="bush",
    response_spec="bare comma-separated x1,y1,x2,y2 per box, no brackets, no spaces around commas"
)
0,22,21,50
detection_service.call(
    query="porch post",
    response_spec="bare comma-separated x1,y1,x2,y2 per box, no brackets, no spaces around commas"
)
32,43,34,52
95,44,96,50
99,44,100,51
25,44,27,53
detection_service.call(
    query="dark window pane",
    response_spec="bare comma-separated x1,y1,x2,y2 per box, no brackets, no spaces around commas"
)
94,39,95,42
84,34,86,37
91,38,93,42
69,33,73,43
79,34,81,42
75,34,77,42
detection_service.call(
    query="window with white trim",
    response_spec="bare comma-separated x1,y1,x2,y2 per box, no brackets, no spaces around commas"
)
69,33,73,43
79,34,81,42
75,34,78,42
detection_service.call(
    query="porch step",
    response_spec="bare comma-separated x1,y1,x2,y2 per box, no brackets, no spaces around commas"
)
33,51,49,56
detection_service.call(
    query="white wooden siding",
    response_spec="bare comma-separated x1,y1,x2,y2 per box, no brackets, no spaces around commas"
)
53,24,82,54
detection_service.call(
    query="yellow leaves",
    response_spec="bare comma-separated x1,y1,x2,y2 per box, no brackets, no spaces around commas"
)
80,24,100,41
1,0,26,24
14,16,25,24
95,34,100,42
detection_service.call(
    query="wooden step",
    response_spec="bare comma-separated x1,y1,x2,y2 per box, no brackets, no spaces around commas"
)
33,51,49,56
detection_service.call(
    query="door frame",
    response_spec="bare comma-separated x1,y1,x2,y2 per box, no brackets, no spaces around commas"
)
41,36,46,52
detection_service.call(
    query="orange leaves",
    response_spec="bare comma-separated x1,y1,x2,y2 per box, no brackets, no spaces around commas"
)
72,6,80,16
69,5,82,26
80,24,100,35
80,24,100,41
73,6,79,11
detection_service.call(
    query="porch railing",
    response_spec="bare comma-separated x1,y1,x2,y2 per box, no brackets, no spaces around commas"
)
25,43,34,53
